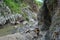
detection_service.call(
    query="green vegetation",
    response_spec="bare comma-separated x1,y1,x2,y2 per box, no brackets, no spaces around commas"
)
4,0,28,20
4,0,42,13
4,0,20,13
34,0,43,8
4,0,27,13
0,0,43,36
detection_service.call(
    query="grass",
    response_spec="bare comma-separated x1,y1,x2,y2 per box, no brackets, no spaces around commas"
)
4,0,27,14
4,0,20,13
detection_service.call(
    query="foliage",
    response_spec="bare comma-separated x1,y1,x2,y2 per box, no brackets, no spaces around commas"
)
34,0,43,7
4,0,27,13
3,0,43,20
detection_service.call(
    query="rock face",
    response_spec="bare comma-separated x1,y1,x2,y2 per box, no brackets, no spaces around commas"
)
0,0,10,26
0,0,11,16
37,0,60,40
0,0,23,26
0,0,60,40
0,1,40,40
